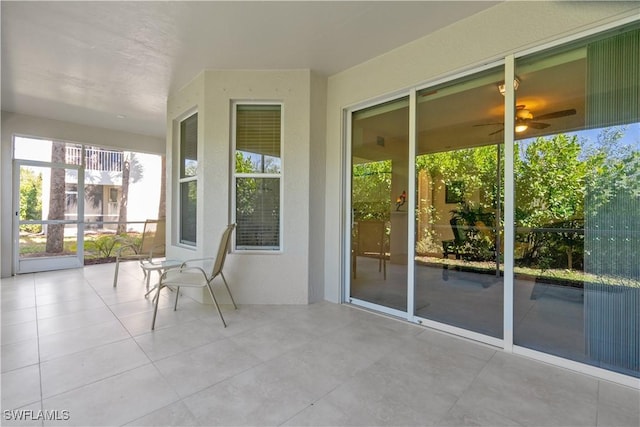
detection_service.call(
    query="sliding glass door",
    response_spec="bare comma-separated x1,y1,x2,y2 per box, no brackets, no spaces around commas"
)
349,97,409,314
414,67,505,339
513,27,639,377
345,23,638,380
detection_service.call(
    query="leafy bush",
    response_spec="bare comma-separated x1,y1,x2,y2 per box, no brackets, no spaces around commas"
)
85,235,118,258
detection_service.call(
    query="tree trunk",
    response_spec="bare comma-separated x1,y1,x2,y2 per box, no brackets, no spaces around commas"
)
45,141,66,253
116,156,130,234
157,155,166,219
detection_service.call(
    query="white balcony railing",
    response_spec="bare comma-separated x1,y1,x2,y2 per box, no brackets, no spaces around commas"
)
66,147,123,172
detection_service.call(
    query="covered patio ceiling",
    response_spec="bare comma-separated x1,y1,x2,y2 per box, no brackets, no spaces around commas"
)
1,1,501,139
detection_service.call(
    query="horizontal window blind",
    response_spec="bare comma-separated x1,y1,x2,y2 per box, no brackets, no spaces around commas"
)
235,178,280,249
236,105,281,161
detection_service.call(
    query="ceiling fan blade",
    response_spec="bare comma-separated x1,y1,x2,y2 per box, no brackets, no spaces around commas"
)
534,109,576,120
473,122,503,127
489,128,504,136
527,122,551,129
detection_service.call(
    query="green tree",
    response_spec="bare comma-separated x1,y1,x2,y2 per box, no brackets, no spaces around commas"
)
19,168,43,233
417,145,500,213
415,145,500,256
46,141,66,253
352,160,392,221
515,134,587,227
236,152,258,217
513,127,637,270
584,132,640,278
117,152,144,234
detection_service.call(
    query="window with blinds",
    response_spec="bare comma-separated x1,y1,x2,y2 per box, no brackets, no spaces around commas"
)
179,112,197,246
233,104,282,250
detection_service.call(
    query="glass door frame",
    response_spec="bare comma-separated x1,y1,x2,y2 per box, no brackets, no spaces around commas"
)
343,62,509,349
344,90,415,320
13,158,85,274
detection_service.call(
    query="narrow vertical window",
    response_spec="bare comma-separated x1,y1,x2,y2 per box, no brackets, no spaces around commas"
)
233,104,282,250
179,113,198,246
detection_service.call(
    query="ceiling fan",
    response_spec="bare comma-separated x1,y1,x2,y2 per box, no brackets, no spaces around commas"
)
475,105,577,135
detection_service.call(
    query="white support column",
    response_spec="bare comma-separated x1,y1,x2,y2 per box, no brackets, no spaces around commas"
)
407,88,417,319
503,55,516,352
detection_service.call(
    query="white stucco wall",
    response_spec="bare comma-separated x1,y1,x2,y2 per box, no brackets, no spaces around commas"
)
323,1,640,302
166,70,324,304
0,111,164,277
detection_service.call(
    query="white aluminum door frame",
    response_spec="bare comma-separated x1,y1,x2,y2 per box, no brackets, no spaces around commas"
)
13,158,85,274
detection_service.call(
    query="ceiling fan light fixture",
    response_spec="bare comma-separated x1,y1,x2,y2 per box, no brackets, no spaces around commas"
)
516,108,533,120
515,123,528,133
498,77,520,96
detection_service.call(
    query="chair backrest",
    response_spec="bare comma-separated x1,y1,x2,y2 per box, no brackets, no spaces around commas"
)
139,219,166,256
449,217,467,244
357,220,386,256
211,223,236,277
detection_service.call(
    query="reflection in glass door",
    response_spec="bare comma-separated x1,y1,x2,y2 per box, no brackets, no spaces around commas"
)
350,97,409,313
513,27,639,378
414,67,505,339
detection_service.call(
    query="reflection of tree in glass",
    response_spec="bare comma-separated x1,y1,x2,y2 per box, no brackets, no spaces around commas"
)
583,127,639,278
184,161,197,177
352,160,392,221
236,153,257,217
236,151,280,174
235,152,279,247
515,127,639,271
415,146,500,254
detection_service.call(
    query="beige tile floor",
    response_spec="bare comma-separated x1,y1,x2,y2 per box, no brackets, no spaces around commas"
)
1,262,639,426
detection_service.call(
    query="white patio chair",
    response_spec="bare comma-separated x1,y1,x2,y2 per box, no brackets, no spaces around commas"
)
113,219,166,288
151,223,237,330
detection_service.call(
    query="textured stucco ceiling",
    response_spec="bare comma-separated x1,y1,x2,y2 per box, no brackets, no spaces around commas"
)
1,1,500,138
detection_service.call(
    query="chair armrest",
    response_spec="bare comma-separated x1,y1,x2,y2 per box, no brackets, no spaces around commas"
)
160,266,208,283
179,257,215,269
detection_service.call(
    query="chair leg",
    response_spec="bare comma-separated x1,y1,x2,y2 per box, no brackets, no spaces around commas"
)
151,283,162,330
173,286,180,311
220,272,237,309
113,258,120,288
145,270,152,290
206,283,227,327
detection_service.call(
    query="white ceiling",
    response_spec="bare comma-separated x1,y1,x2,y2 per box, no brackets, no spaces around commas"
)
1,1,500,138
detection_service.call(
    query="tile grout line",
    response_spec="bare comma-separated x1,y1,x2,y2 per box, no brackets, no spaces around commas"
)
37,268,180,426
595,379,601,426
34,270,153,407
83,267,242,425
432,349,505,426
31,273,46,425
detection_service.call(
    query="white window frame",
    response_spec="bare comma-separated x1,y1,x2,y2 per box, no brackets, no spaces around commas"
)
177,110,198,247
231,101,284,252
